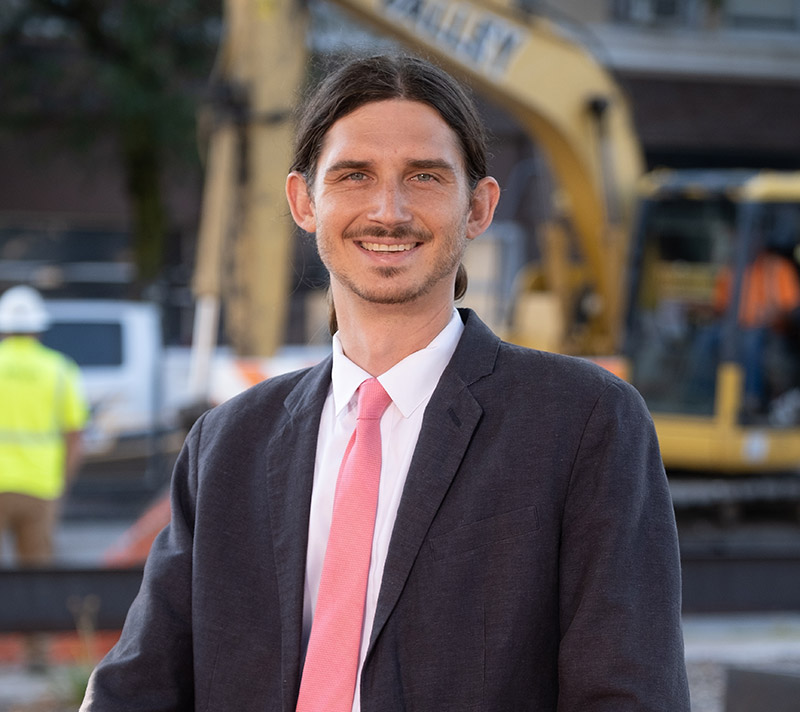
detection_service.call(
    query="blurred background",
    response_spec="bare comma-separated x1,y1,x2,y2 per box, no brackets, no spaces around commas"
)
1,1,800,709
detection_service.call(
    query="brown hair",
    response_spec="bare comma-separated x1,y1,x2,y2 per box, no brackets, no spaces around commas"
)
292,54,483,333
292,54,489,189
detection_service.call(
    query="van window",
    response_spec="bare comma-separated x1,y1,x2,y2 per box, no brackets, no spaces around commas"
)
42,322,124,367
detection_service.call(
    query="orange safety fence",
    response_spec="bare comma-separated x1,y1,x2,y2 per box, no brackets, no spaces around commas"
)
0,631,122,666
103,492,171,568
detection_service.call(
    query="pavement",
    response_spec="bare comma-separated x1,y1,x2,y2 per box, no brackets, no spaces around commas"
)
4,612,800,710
3,519,800,710
683,614,800,712
684,613,800,665
1,516,134,711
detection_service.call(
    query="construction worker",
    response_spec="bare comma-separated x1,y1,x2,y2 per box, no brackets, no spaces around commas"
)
714,249,800,414
0,285,89,567
714,249,800,332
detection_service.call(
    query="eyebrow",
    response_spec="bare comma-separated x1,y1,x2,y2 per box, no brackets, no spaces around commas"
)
324,159,372,176
406,159,458,173
323,158,458,177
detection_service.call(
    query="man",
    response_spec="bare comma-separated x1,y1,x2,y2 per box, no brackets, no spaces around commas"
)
82,55,689,710
0,285,88,566
0,285,88,670
714,247,800,413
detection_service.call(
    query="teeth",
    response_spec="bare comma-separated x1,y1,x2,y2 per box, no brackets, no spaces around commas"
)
361,242,415,252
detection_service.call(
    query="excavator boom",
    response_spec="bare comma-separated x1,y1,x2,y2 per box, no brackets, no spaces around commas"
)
192,0,643,370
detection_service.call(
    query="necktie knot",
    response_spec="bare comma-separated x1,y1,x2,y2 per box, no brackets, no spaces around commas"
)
357,377,391,421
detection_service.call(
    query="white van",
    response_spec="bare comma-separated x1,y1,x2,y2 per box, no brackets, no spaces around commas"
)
41,300,185,461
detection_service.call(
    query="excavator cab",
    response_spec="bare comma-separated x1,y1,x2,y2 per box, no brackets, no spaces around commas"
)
624,170,800,473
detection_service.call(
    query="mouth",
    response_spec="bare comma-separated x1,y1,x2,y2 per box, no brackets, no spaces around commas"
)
358,241,418,253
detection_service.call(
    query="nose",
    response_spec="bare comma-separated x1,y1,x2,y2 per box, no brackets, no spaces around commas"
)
365,179,412,225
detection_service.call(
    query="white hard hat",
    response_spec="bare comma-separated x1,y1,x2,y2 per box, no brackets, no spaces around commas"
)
0,285,51,334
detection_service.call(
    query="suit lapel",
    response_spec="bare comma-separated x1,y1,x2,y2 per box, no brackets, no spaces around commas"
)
368,310,500,650
262,357,332,710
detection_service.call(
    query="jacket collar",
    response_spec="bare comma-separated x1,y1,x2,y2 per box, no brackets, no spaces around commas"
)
268,309,500,708
367,308,500,653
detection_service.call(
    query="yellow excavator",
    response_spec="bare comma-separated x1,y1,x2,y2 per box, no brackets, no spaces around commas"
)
189,0,642,366
625,169,800,480
189,0,800,484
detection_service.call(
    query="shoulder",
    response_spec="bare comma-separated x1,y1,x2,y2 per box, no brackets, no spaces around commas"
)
454,308,645,414
197,358,332,437
499,340,622,390
501,341,646,415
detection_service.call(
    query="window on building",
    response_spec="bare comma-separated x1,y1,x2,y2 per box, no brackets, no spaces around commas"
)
725,0,800,30
612,0,689,25
611,0,800,30
42,322,124,367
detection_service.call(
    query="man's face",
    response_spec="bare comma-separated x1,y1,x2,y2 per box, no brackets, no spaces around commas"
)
286,99,498,310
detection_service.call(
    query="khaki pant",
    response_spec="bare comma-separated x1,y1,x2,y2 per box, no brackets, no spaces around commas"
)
0,492,60,669
0,491,59,566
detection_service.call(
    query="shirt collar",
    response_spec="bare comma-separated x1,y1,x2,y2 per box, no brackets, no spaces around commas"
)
0,335,39,350
331,309,464,419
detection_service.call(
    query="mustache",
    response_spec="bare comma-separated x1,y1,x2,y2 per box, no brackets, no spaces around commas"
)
343,225,432,241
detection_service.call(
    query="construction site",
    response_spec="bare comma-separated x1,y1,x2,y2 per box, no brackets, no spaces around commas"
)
2,0,800,710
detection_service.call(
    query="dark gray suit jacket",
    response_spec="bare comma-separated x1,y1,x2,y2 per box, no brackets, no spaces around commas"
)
82,310,689,711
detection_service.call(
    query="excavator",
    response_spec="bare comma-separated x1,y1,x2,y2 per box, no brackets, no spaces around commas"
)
188,0,800,485
189,0,642,367
112,0,651,565
625,169,800,483
99,0,800,569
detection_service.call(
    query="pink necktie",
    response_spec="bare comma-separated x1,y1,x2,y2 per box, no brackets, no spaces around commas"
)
296,378,392,712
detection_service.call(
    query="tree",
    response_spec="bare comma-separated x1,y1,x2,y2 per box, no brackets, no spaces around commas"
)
0,0,222,287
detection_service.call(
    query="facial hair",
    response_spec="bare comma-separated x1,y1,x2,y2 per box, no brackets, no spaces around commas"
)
321,219,469,306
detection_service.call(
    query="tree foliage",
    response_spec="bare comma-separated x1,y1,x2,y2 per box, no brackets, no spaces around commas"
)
0,0,222,286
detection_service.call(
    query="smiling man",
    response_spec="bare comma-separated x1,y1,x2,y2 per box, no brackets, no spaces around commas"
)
286,96,498,375
81,55,690,712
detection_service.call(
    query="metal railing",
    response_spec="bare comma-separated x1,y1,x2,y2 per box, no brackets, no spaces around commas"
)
611,0,800,32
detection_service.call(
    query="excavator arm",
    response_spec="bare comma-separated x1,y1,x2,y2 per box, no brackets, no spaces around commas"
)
189,0,308,398
190,0,643,393
331,0,643,352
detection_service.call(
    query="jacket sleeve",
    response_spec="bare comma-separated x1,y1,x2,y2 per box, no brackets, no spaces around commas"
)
80,414,204,712
556,381,690,711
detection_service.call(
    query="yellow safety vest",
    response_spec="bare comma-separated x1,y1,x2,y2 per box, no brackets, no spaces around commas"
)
0,336,89,499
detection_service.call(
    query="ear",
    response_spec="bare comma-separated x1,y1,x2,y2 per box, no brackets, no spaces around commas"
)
286,171,317,233
466,176,500,240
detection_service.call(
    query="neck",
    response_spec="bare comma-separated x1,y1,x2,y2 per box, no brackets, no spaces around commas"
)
333,288,455,376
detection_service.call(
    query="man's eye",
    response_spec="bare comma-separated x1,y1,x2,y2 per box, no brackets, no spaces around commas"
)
346,172,367,181
413,173,435,182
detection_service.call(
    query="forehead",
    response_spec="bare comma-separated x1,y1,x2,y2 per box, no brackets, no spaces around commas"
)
317,99,465,170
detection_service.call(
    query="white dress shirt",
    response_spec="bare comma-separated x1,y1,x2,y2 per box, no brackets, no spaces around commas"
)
302,309,464,712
